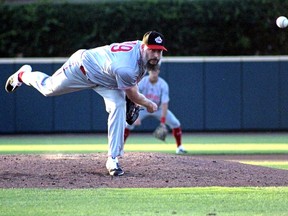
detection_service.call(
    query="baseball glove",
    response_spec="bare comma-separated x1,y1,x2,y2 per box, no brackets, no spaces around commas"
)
126,96,142,125
153,124,168,141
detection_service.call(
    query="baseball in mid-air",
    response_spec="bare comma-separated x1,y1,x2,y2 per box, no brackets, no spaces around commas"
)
276,16,288,28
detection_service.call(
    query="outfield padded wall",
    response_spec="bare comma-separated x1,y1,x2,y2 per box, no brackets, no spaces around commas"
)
1,56,288,133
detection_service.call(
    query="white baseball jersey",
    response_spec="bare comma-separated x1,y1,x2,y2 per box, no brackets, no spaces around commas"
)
21,39,151,159
82,40,146,89
138,75,169,107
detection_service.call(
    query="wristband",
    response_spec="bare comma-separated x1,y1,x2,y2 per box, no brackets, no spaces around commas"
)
160,117,166,124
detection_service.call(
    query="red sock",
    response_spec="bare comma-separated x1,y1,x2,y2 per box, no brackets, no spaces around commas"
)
18,71,24,82
124,128,130,143
172,127,182,147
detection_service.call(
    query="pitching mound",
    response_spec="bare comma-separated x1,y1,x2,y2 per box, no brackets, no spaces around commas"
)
0,152,288,188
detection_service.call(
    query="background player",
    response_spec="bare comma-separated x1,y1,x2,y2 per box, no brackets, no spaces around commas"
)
124,67,187,154
5,31,167,176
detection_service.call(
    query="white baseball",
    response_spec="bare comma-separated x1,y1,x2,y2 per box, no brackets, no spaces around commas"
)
276,16,288,28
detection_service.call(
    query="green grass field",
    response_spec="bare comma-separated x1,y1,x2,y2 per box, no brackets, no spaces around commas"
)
1,132,288,155
1,187,288,216
0,132,288,216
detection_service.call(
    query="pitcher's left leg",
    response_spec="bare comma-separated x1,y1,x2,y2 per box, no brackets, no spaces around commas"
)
94,86,126,176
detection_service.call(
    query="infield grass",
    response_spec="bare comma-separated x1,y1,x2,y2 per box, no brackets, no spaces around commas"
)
238,161,288,170
1,187,288,216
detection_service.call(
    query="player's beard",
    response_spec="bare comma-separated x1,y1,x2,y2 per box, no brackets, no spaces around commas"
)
142,53,161,71
146,59,160,71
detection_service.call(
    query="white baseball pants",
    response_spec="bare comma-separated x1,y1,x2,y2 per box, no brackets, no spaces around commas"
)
21,49,126,158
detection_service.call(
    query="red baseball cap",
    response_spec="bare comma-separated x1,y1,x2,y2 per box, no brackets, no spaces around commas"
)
142,31,167,51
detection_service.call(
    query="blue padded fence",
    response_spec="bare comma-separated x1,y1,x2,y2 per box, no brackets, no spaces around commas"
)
1,56,288,133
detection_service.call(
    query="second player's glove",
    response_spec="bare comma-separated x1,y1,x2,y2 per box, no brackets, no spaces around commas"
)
153,124,168,142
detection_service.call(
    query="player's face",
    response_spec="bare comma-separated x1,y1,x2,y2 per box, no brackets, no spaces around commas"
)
149,69,160,76
149,69,160,83
146,49,162,65
142,46,163,70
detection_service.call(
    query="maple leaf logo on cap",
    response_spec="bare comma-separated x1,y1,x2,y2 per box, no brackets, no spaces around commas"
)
155,36,163,44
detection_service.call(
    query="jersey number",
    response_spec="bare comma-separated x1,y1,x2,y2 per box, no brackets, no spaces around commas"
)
111,41,137,52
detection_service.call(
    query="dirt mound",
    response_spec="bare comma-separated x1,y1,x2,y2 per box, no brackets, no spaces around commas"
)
0,153,287,188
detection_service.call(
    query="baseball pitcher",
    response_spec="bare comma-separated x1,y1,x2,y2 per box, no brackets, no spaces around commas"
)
5,31,167,176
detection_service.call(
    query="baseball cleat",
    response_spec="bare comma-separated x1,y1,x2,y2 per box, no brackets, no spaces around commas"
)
5,64,32,93
106,157,124,176
176,146,188,154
